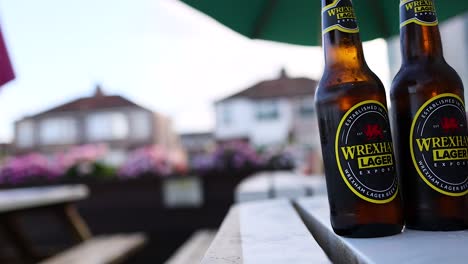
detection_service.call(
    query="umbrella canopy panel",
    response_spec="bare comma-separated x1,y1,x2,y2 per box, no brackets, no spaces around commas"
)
182,0,468,46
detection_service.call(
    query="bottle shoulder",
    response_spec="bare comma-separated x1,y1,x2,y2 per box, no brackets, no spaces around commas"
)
390,61,464,98
319,65,384,86
317,70,385,96
315,78,388,109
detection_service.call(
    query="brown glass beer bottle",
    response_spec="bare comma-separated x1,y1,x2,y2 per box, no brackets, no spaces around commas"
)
391,0,468,230
315,0,404,237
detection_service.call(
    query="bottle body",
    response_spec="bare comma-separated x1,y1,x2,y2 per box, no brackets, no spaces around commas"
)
390,0,468,230
316,0,403,237
391,64,468,230
316,79,404,237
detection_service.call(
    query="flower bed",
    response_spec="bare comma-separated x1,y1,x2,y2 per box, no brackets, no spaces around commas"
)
0,142,297,263
0,142,295,187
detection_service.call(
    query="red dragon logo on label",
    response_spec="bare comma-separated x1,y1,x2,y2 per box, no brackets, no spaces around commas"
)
363,124,383,140
441,117,459,133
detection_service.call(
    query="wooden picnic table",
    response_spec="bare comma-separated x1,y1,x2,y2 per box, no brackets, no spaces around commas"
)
0,185,89,213
203,172,468,264
0,184,146,264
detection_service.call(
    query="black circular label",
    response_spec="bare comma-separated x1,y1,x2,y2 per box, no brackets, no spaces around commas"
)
322,0,359,34
410,93,468,196
400,0,438,27
335,100,398,203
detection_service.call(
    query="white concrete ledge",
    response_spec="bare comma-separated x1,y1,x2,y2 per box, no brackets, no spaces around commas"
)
235,173,272,203
235,171,326,203
165,230,216,264
295,196,468,264
202,199,330,264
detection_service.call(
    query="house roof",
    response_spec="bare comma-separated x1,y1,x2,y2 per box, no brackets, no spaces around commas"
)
31,85,150,117
217,69,318,103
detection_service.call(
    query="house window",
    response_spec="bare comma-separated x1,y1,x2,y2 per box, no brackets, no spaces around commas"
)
17,120,35,148
256,100,279,121
299,98,315,117
222,105,231,125
86,112,129,141
39,117,77,145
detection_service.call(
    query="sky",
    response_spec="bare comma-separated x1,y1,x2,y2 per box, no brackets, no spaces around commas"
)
0,0,389,142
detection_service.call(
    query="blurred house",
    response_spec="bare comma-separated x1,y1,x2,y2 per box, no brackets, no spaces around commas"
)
215,69,319,149
214,69,321,173
13,85,181,165
180,132,215,157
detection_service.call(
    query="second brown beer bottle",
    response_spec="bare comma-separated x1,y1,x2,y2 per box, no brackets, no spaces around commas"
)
391,0,468,230
315,0,403,237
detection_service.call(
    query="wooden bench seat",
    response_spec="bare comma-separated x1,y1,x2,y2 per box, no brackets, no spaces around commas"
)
39,233,146,264
165,230,216,264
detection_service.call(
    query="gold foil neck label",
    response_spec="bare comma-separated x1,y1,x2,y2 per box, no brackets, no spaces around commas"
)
400,0,438,27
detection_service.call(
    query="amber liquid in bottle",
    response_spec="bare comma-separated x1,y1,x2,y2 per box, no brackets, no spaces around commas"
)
315,0,403,237
391,0,468,230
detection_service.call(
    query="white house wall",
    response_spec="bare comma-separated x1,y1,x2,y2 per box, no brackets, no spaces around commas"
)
215,98,254,140
251,99,292,146
215,98,293,147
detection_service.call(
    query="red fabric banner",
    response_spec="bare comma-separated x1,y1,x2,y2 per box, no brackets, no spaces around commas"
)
0,27,14,87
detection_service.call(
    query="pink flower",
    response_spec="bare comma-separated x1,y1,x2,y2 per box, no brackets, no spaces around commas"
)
118,145,176,178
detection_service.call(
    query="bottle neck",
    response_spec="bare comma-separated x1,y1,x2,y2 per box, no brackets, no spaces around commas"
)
399,0,444,63
323,30,367,69
321,0,367,70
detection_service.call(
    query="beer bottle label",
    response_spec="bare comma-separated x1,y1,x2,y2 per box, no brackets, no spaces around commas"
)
335,100,399,204
400,0,438,28
410,93,468,196
322,0,359,34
